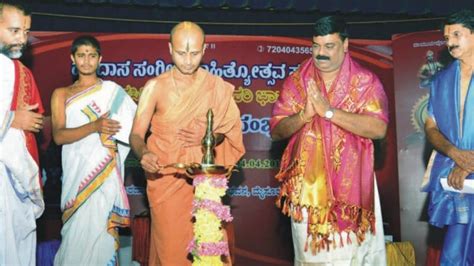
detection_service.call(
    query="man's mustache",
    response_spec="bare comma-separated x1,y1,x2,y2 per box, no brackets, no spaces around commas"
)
0,43,26,58
5,44,25,51
10,43,24,48
448,45,459,52
315,55,330,60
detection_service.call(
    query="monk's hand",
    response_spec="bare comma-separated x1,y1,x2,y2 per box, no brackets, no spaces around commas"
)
447,165,469,190
307,79,330,118
178,127,203,148
449,148,474,173
140,149,160,174
95,112,121,135
11,103,44,133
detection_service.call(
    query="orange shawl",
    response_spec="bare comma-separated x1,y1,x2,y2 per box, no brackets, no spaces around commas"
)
146,67,245,206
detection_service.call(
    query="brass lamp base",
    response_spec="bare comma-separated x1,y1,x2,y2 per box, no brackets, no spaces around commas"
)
186,163,231,176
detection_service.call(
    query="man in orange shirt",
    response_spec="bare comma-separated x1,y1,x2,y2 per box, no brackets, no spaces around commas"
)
130,21,244,265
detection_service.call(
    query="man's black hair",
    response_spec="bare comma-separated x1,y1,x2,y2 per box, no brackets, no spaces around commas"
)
313,16,348,41
443,10,474,32
0,1,31,17
71,35,101,56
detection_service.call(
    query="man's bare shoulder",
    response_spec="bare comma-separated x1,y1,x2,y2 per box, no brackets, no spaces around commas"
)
150,71,171,85
53,84,84,103
52,85,71,98
142,71,171,94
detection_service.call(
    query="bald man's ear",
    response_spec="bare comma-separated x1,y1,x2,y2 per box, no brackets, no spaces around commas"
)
202,43,207,55
168,42,173,55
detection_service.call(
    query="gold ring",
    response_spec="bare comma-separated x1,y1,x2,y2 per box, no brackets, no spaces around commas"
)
34,124,39,129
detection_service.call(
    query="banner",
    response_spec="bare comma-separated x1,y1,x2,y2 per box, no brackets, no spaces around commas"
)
31,32,398,265
392,30,447,264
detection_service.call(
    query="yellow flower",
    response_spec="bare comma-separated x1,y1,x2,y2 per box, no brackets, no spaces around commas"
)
194,210,222,242
190,176,230,266
193,255,222,266
195,181,226,201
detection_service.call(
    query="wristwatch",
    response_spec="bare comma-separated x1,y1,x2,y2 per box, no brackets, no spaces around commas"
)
324,108,334,120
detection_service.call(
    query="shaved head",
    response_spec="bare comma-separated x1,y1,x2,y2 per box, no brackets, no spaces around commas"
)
170,21,205,50
169,21,206,75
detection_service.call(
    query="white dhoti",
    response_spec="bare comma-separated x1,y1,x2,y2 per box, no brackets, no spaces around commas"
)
0,164,38,266
54,80,136,265
292,180,387,266
0,54,44,266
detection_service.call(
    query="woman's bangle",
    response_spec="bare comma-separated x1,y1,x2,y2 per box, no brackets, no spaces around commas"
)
298,110,312,123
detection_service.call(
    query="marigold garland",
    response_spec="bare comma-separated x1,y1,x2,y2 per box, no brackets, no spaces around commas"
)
187,174,232,265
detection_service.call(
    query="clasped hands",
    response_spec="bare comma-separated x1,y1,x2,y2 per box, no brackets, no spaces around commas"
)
299,79,332,122
448,149,474,190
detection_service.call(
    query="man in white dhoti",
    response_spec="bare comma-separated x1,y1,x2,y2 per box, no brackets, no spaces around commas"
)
51,35,137,265
0,2,45,265
270,16,388,265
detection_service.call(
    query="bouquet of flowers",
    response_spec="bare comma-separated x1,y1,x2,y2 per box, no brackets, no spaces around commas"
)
187,174,233,266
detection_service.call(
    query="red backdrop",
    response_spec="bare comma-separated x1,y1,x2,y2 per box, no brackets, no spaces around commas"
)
30,32,399,265
392,30,447,264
